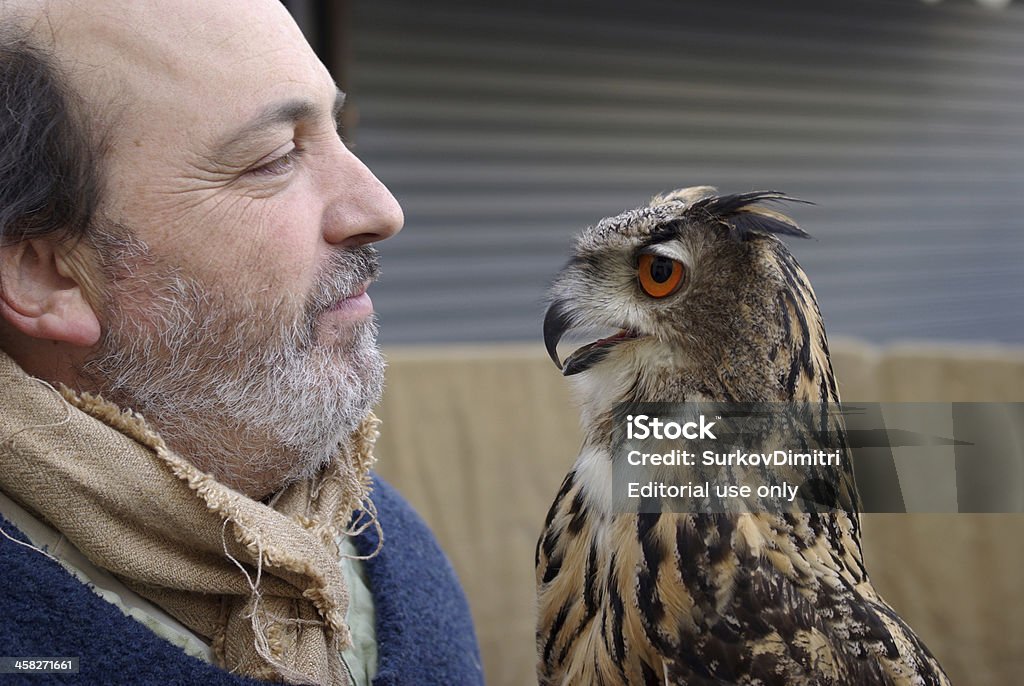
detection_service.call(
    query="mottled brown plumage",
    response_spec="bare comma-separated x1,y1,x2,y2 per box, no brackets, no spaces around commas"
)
536,187,950,685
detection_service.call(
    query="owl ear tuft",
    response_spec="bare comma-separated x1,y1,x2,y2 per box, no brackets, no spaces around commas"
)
649,185,718,209
690,191,813,241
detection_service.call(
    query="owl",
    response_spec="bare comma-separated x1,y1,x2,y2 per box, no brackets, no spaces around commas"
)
536,187,950,685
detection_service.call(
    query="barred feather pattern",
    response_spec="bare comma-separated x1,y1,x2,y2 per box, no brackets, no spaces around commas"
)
536,190,951,685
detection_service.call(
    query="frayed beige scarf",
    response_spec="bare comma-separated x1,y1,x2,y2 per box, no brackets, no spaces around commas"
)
0,349,379,685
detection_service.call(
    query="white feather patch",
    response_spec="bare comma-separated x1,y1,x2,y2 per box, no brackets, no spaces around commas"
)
572,445,614,515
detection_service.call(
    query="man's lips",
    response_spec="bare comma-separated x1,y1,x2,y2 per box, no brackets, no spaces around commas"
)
328,283,373,317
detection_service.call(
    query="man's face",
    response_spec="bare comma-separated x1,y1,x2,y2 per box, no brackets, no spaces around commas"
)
37,0,403,496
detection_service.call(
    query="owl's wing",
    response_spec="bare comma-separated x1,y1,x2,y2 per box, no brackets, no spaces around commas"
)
655,512,950,686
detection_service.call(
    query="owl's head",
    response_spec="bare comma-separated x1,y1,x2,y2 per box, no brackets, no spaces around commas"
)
544,186,832,404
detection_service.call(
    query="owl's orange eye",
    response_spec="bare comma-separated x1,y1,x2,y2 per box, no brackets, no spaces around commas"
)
638,254,685,298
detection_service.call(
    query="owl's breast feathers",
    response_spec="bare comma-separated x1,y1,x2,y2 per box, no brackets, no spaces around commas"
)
536,470,950,685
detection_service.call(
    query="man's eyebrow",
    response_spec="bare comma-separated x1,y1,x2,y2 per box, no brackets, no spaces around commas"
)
212,87,347,157
332,88,346,124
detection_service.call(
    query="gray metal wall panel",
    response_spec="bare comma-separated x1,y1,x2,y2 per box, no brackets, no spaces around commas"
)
348,0,1024,345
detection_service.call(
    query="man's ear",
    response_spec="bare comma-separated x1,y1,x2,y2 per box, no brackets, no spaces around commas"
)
0,238,102,347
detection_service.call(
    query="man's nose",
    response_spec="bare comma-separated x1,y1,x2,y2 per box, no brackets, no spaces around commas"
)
321,147,404,248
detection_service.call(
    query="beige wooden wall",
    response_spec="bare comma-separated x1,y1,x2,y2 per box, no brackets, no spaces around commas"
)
374,339,1024,686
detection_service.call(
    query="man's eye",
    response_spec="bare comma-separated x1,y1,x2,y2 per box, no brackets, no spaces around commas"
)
248,148,300,177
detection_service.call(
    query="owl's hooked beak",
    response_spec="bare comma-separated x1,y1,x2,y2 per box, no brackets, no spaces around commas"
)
543,301,638,376
543,301,573,370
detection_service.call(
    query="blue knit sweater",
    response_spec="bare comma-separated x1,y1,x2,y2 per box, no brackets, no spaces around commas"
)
0,474,484,686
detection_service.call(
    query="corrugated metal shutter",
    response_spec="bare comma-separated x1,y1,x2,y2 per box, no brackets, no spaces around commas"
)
345,0,1024,345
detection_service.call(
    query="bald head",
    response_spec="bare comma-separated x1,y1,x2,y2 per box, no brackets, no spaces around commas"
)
16,0,328,203
0,0,324,244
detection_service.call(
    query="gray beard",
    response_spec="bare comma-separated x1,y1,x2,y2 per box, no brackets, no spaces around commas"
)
79,228,385,496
